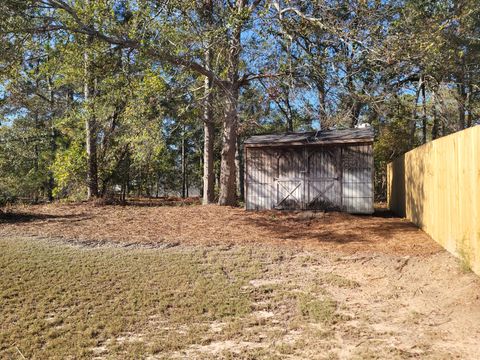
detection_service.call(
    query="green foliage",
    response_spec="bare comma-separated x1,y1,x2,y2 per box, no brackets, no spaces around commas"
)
52,139,87,199
372,96,416,200
1,0,479,202
0,119,53,202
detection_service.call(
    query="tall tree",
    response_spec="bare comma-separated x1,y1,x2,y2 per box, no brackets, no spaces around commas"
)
200,0,216,204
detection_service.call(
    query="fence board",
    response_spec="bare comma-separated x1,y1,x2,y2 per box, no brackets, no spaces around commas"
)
387,126,480,274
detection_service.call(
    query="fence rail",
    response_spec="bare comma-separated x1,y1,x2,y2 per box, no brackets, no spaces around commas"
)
387,126,480,274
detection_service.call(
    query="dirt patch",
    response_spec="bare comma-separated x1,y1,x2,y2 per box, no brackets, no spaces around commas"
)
0,203,441,256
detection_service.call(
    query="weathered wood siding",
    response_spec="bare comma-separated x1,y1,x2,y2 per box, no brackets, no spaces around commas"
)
342,144,374,213
387,126,480,275
246,148,275,210
277,148,305,209
306,147,342,210
245,144,374,213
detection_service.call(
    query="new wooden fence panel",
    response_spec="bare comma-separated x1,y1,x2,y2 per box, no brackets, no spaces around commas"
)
388,126,480,274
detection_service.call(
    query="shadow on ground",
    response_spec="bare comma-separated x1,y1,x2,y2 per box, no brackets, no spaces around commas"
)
241,207,424,247
0,211,90,224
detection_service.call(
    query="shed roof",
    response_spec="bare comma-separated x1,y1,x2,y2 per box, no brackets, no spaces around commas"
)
245,128,374,147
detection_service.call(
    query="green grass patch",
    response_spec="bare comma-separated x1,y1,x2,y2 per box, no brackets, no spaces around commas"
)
297,293,337,324
458,243,473,273
321,272,360,288
0,238,259,359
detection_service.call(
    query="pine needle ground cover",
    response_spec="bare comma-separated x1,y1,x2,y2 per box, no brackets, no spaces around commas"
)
0,203,441,256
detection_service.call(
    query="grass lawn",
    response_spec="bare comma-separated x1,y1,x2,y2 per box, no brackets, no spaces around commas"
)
1,238,258,358
1,237,347,359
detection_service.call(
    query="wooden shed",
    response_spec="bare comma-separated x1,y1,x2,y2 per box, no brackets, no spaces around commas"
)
244,128,374,214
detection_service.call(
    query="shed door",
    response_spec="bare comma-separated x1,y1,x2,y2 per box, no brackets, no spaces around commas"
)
306,148,342,210
274,149,305,210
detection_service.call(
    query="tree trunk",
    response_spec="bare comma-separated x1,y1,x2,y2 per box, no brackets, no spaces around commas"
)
186,168,189,197
410,77,422,148
123,152,130,202
218,1,242,206
181,126,186,199
203,119,215,203
466,85,472,128
351,101,363,128
33,110,39,203
218,85,239,206
344,55,362,128
47,75,56,202
202,57,215,204
316,81,326,129
235,136,244,201
285,89,294,132
421,82,427,144
457,82,466,131
84,35,99,199
432,89,439,140
456,50,467,131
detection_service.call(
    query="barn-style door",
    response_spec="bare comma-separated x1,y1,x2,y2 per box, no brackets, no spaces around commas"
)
274,147,341,210
274,149,304,210
305,148,342,210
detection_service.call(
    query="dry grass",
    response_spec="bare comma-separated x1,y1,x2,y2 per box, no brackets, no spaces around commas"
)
0,237,367,359
0,238,260,359
1,236,480,359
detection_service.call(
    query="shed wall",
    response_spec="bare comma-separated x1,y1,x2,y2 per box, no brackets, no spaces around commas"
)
245,143,373,213
342,144,374,213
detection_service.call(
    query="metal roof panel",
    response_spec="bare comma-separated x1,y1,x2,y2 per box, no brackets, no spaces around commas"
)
245,128,374,146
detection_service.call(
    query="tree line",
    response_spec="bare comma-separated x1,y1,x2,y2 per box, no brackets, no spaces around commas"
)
0,0,479,205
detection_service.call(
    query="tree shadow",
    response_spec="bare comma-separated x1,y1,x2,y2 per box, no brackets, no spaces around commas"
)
242,211,365,244
242,205,425,247
369,207,400,218
123,197,201,207
0,212,90,224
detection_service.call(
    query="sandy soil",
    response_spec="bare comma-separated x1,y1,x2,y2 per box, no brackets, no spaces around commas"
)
168,247,480,359
270,249,480,359
1,202,479,359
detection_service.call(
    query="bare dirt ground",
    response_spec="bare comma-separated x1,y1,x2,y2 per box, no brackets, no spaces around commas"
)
1,202,480,359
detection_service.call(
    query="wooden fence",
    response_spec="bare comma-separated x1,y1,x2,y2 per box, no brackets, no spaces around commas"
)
387,126,480,274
